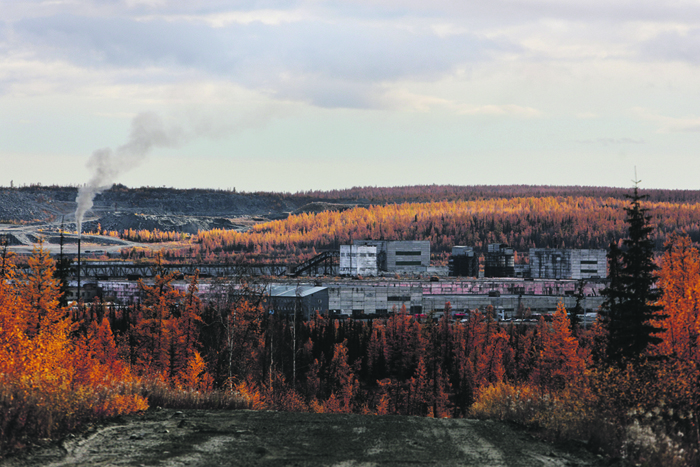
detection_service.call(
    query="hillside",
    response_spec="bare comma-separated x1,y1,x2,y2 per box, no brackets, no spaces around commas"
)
4,183,700,261
0,185,322,225
4,183,700,227
0,185,363,245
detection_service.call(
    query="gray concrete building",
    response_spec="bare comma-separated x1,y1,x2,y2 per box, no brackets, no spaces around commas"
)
339,244,378,277
327,282,423,316
268,285,329,320
422,293,603,318
387,240,430,273
353,240,430,274
529,248,607,279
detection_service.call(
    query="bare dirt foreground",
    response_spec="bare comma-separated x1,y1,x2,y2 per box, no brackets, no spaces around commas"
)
2,409,611,467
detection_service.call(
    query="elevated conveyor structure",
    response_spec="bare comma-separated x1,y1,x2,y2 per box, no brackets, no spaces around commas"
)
19,262,288,279
289,250,339,277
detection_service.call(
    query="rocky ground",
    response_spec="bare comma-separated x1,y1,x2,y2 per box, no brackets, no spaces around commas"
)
0,186,362,255
1,409,611,467
0,186,362,227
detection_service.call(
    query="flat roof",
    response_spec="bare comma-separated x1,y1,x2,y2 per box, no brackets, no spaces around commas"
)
270,286,328,298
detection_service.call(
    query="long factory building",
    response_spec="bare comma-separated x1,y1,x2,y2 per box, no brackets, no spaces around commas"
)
78,277,606,320
64,240,608,318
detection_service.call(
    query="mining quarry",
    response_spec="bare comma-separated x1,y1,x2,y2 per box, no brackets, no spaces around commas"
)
0,186,360,256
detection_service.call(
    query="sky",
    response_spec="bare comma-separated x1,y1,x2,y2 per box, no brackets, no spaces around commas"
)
2,0,700,193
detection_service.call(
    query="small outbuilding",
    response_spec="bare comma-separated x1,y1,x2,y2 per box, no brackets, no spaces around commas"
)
268,285,329,320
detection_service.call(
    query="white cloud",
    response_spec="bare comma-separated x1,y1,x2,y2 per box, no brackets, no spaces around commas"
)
457,104,541,117
640,27,700,64
576,137,645,145
139,9,312,27
126,0,167,8
4,0,700,191
5,12,508,109
633,107,700,133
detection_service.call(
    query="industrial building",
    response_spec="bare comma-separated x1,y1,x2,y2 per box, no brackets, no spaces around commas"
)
422,293,602,317
339,245,378,276
485,243,515,278
86,277,607,320
448,246,479,277
324,278,606,317
327,282,423,316
529,248,607,279
268,285,329,320
451,244,608,280
66,281,102,302
351,240,431,274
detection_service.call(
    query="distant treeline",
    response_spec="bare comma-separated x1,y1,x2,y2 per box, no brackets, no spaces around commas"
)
8,183,700,204
297,184,700,204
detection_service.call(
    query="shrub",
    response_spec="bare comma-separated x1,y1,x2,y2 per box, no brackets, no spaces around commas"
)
470,381,596,442
136,377,254,410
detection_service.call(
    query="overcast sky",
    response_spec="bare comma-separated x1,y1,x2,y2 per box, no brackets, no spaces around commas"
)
2,0,700,192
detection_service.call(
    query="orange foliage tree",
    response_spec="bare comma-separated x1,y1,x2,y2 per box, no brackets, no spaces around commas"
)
19,244,63,337
654,234,700,362
531,302,587,392
0,247,147,449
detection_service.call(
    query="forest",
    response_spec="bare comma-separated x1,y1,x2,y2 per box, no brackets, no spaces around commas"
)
0,238,698,465
2,191,700,465
104,194,700,266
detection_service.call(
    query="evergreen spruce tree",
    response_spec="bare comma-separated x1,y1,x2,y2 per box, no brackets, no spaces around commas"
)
602,182,665,364
570,278,586,336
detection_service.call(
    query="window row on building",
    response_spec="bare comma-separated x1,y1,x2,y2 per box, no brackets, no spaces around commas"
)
449,244,608,280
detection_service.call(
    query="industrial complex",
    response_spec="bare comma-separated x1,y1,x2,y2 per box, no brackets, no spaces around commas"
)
62,240,609,322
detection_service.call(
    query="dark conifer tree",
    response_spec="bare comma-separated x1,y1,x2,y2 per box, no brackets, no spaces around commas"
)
603,183,665,364
569,278,586,335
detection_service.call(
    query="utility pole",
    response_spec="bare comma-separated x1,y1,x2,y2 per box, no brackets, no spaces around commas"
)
0,235,8,278
292,284,301,389
269,327,274,390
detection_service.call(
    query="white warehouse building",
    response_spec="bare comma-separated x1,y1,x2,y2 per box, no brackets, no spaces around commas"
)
339,245,378,277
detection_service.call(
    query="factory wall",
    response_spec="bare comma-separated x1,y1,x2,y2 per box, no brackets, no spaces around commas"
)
98,280,217,305
325,278,606,317
339,245,378,276
353,240,387,271
94,277,607,319
386,241,430,273
569,249,607,279
529,248,607,279
327,282,423,315
448,246,479,277
269,288,329,320
353,240,430,273
485,243,515,277
422,294,604,317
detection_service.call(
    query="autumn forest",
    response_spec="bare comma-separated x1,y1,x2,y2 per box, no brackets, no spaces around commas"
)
98,189,700,265
2,186,700,466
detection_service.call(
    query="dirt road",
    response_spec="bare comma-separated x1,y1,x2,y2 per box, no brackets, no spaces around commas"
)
3,409,607,467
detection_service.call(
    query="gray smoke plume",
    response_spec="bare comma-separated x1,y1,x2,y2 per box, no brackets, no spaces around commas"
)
75,112,183,234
